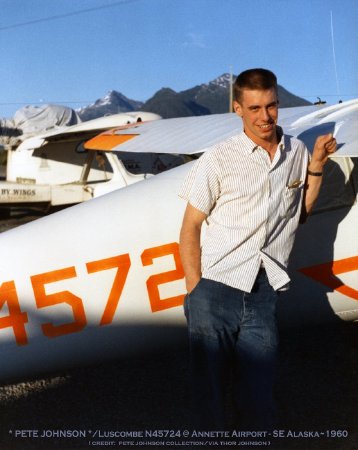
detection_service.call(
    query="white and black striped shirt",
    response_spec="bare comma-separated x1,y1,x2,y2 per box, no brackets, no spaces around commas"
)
179,131,309,292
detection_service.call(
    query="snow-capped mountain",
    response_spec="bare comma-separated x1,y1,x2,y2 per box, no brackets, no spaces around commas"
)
204,73,233,89
77,91,143,121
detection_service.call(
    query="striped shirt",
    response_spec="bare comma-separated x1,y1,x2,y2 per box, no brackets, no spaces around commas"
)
179,131,309,292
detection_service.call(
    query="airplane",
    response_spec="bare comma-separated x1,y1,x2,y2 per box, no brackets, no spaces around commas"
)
0,111,162,211
0,99,357,382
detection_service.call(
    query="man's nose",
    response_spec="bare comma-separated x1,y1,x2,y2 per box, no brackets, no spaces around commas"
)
260,108,270,121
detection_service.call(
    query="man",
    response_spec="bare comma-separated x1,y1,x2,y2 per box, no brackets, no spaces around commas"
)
178,68,336,430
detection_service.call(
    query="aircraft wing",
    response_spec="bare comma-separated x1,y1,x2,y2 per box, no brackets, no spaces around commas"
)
284,99,358,157
25,112,162,146
84,101,358,158
84,112,244,154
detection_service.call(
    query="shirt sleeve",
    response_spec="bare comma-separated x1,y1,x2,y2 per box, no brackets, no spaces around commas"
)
178,151,220,215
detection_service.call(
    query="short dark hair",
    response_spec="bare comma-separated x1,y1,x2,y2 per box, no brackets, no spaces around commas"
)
233,68,278,103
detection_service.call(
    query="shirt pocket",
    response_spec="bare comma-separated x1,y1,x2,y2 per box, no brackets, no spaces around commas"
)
280,185,302,218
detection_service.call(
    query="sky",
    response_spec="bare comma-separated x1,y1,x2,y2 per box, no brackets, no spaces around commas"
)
0,0,357,119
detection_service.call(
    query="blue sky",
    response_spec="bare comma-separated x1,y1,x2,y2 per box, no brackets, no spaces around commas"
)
0,0,357,118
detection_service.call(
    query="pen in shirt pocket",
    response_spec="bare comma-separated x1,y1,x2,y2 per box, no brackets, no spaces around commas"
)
287,180,303,189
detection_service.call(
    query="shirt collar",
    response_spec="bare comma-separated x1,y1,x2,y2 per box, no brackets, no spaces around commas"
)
239,125,285,154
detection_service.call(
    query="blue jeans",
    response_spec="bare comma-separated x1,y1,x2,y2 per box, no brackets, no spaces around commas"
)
184,270,279,430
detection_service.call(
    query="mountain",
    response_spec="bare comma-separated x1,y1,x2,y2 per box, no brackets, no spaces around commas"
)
276,85,313,108
77,73,311,121
77,91,143,122
141,74,232,119
141,87,211,118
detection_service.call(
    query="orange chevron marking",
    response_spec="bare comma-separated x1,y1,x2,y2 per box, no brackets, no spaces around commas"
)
299,256,358,301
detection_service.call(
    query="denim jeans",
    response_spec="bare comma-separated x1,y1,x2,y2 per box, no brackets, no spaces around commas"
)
184,269,279,430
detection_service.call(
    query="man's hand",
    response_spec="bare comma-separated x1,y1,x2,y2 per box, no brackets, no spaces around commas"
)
310,133,337,170
186,276,201,295
301,133,337,219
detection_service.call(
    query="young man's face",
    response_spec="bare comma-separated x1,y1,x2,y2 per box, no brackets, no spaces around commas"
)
233,88,279,146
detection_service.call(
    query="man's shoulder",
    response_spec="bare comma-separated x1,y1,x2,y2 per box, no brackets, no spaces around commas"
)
205,133,245,157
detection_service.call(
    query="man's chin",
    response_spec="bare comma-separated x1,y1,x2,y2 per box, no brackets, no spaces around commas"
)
259,130,276,142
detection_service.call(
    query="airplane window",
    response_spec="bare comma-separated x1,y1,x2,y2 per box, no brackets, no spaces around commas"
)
87,151,114,181
312,157,357,213
115,152,199,175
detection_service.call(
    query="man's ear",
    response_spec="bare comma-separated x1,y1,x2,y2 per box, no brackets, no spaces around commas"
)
233,101,242,117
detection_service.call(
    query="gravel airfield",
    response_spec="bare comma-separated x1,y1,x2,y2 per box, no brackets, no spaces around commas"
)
0,210,357,450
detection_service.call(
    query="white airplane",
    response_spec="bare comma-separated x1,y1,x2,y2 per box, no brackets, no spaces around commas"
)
1,111,161,210
0,100,357,381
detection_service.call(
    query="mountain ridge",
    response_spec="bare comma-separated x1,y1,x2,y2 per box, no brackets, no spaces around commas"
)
77,73,311,121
